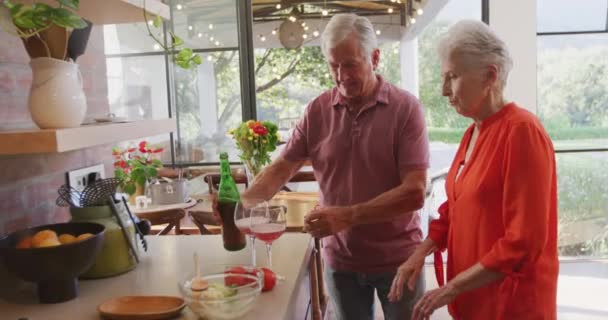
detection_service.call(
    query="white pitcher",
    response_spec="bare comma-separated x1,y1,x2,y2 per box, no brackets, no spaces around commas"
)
29,57,87,129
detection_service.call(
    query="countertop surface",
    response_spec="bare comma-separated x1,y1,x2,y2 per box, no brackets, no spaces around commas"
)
0,234,314,320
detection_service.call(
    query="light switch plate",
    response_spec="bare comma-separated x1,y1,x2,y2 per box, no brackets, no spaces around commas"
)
67,164,105,192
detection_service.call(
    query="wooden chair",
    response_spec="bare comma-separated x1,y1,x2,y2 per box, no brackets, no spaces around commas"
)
202,170,316,193
135,208,185,235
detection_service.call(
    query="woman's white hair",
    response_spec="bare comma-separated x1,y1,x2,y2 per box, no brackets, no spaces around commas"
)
321,13,378,61
438,20,513,91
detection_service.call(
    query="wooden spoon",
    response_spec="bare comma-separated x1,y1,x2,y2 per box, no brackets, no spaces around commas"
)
40,24,68,60
191,252,208,291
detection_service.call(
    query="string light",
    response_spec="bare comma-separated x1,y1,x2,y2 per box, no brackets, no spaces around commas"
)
210,36,214,41
260,35,266,42
208,24,214,30
304,26,309,31
322,10,328,16
188,25,193,30
272,29,277,35
197,32,203,38
288,16,296,22
375,29,381,35
207,55,213,62
301,22,306,27
276,4,281,9
302,34,308,39
215,40,220,46
313,30,320,37
393,48,398,54
410,17,416,24
388,8,394,13
147,20,153,26
417,8,424,15
153,44,161,51
176,4,183,10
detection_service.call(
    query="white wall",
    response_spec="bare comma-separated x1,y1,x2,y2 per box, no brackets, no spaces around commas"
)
489,0,537,113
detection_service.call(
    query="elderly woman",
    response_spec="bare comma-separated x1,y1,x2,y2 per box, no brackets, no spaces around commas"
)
387,20,559,320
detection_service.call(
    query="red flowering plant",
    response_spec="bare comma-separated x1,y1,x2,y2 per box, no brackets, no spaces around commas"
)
228,120,280,182
112,141,164,195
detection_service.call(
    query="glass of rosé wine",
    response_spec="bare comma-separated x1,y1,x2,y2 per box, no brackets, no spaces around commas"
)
249,204,287,268
234,201,269,267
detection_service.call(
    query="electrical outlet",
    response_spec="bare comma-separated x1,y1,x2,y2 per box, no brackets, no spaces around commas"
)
67,164,105,192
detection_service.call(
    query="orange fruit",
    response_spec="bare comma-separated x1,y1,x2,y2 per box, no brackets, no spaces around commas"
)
16,236,33,249
31,230,58,247
58,234,77,244
36,238,61,248
76,233,94,241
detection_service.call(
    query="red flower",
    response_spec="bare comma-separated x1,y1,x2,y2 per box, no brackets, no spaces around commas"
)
127,147,137,153
252,125,268,136
152,148,164,153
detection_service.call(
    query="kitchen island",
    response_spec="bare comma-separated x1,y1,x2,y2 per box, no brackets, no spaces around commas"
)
0,233,316,320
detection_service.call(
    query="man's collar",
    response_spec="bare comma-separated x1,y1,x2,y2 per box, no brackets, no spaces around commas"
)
331,74,389,108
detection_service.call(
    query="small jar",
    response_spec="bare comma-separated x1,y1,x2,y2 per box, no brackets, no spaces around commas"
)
70,202,138,278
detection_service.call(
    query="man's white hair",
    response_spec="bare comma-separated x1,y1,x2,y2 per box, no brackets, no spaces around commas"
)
321,13,378,60
438,20,513,91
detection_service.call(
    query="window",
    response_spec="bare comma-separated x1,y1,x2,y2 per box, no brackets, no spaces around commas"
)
537,0,608,33
537,1,608,257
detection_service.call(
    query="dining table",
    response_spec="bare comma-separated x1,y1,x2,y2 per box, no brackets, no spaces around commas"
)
188,191,320,232
0,234,317,320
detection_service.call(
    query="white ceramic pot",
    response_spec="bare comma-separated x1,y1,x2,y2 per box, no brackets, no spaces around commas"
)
28,57,87,129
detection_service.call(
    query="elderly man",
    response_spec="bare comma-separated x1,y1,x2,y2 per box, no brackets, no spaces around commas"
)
240,14,429,320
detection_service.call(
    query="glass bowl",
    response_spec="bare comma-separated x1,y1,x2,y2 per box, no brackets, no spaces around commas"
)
178,267,262,320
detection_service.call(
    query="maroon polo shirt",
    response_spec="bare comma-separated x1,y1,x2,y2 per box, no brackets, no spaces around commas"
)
282,75,430,273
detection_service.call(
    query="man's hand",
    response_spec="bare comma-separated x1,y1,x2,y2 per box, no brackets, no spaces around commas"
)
303,206,354,238
211,193,222,225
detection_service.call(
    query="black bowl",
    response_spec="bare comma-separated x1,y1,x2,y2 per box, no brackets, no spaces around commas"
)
0,222,105,303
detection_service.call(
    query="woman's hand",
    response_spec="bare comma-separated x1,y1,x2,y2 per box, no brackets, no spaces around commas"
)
412,284,459,320
388,253,426,302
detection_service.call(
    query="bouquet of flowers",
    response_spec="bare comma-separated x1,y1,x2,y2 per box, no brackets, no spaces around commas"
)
229,120,280,181
113,141,164,195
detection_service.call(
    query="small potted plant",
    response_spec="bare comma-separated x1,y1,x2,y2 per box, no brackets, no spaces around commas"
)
113,141,164,203
2,0,93,129
229,120,281,184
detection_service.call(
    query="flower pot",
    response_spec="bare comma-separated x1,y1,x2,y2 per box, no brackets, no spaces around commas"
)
128,183,146,205
28,57,87,129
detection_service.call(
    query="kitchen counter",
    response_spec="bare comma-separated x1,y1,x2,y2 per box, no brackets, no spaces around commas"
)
0,234,315,320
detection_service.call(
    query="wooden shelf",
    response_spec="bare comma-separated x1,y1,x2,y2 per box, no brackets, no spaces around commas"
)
23,0,170,25
0,119,176,155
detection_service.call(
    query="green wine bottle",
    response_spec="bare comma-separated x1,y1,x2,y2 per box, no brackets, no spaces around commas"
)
217,152,245,251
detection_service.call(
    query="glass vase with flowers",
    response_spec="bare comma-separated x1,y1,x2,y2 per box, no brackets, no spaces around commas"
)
113,141,164,203
229,120,280,185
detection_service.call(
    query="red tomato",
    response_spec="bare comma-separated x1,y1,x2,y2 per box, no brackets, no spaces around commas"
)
260,267,277,292
225,266,255,287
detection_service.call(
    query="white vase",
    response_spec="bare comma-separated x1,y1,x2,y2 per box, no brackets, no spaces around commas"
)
28,57,87,129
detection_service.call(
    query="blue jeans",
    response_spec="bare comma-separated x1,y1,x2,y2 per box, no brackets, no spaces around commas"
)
324,265,425,320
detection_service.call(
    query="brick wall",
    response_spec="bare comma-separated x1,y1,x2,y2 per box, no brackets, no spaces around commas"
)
0,24,112,236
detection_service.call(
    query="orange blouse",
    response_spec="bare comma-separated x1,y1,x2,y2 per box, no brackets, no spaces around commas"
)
429,103,559,320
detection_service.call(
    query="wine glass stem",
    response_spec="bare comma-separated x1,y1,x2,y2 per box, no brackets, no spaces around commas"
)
250,235,256,267
266,243,273,268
